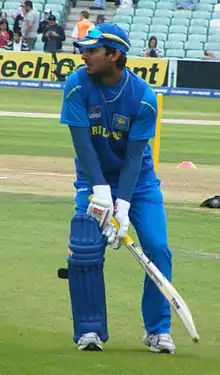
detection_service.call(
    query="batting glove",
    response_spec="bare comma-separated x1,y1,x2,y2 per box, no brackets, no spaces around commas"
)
112,198,130,249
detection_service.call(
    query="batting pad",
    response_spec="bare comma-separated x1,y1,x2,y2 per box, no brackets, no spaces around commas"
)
68,214,108,343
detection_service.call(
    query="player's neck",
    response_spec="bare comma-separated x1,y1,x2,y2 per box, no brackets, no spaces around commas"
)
100,69,123,86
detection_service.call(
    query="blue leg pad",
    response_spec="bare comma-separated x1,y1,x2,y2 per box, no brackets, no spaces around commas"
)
68,214,108,343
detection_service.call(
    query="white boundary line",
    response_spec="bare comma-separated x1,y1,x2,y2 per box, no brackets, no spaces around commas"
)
0,110,220,126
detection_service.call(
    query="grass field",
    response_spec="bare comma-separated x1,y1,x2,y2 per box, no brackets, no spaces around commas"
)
0,88,220,375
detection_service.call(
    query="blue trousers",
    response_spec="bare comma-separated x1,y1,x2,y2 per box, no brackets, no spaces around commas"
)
74,178,172,334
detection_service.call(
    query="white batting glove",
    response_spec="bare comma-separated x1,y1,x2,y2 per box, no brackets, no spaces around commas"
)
113,198,130,249
102,223,117,245
87,185,114,234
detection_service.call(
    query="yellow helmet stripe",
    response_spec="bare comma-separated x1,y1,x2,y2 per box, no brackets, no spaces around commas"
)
101,33,130,49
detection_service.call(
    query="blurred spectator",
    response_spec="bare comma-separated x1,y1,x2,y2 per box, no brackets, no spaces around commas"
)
12,1,25,33
96,14,106,24
0,12,13,39
144,36,162,58
0,20,10,47
22,0,39,50
42,15,66,53
72,11,93,39
0,11,10,34
37,9,51,34
5,30,29,51
202,49,217,60
175,0,197,11
89,0,106,10
13,10,24,33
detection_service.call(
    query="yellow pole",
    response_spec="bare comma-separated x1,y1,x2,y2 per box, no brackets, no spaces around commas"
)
153,94,163,172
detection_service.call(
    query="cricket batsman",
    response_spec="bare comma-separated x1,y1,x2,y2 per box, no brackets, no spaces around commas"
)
60,23,175,354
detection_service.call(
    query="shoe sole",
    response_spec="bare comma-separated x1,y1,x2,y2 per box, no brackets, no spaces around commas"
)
149,346,175,354
79,342,103,351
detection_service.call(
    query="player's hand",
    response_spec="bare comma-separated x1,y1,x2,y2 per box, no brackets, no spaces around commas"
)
102,223,117,245
112,199,130,249
87,185,114,228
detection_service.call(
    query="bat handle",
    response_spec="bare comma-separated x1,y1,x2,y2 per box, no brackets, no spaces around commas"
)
111,217,133,247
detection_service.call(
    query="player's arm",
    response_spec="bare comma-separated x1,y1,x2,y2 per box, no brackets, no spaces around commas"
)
60,73,114,226
117,88,157,202
60,72,106,186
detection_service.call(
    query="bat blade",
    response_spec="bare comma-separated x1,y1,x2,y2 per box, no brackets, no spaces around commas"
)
127,242,200,343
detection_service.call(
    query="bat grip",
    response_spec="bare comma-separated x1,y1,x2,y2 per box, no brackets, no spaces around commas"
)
111,217,133,246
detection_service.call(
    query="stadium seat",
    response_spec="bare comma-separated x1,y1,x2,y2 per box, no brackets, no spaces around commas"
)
186,50,204,58
165,40,184,49
35,41,44,51
130,39,145,48
188,26,207,35
152,17,170,26
137,1,156,9
116,8,135,16
171,18,189,27
211,12,220,19
190,18,209,27
35,3,44,12
197,3,213,12
129,31,147,41
155,9,172,18
157,40,165,49
150,25,168,33
47,0,67,4
208,26,220,34
46,4,64,13
37,34,43,41
204,42,220,50
185,41,204,50
156,1,173,9
114,16,133,24
3,2,20,8
166,49,185,58
127,47,143,56
50,11,61,22
148,32,167,42
132,16,152,25
192,11,211,19
173,10,192,19
168,33,187,42
188,34,207,43
208,33,220,42
6,17,14,26
116,23,130,32
135,9,154,17
169,25,187,34
200,0,217,4
131,24,149,32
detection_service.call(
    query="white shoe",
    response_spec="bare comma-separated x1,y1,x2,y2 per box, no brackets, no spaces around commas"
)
143,332,176,354
77,332,103,351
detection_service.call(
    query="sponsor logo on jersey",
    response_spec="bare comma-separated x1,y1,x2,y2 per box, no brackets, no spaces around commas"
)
112,114,130,131
88,105,101,119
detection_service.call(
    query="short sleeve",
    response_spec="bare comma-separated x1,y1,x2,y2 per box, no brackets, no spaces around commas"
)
27,12,34,22
60,72,90,127
129,86,157,141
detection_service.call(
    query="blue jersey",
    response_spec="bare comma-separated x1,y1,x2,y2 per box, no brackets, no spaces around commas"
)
60,67,157,187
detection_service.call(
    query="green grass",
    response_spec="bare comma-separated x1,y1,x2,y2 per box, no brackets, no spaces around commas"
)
1,89,220,374
1,116,220,165
0,193,220,375
0,88,220,119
